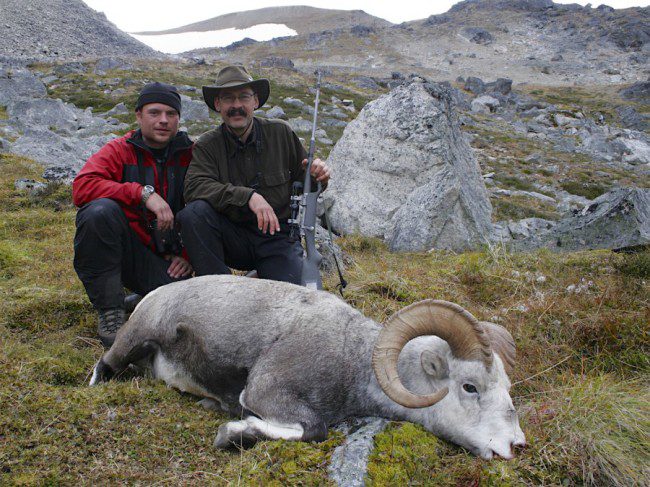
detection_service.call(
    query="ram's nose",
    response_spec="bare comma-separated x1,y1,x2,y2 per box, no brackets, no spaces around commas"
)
513,437,527,450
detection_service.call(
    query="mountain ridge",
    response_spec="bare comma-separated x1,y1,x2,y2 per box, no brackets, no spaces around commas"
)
133,6,392,36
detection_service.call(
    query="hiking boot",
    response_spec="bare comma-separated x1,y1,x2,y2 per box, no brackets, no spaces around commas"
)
97,307,125,348
124,293,143,313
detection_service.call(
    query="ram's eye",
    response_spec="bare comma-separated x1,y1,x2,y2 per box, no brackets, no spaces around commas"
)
463,384,478,394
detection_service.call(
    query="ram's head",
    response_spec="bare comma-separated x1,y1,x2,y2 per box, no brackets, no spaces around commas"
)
373,300,526,459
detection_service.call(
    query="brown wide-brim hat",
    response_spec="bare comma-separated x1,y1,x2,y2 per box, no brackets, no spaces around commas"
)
202,65,270,112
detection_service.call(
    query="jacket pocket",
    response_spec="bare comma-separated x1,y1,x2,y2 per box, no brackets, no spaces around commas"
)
262,170,291,187
258,170,292,224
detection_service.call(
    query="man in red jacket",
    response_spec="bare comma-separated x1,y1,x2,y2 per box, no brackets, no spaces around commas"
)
72,82,193,347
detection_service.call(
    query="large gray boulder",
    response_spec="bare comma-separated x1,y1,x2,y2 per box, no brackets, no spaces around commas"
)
576,124,650,166
513,188,650,252
93,57,133,75
8,127,113,180
471,95,500,113
265,106,287,120
6,97,125,137
0,66,47,105
180,94,210,122
325,80,493,252
7,97,83,134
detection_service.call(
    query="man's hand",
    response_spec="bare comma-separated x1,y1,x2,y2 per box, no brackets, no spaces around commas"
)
145,192,174,231
248,192,280,235
165,255,193,278
302,158,330,184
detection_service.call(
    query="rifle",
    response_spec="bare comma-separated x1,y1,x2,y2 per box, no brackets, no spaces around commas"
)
289,71,323,290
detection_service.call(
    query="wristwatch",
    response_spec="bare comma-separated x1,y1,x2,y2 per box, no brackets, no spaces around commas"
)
141,185,155,205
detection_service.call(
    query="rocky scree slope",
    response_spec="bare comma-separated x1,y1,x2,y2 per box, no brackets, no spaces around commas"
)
2,58,648,252
0,0,158,61
190,0,649,86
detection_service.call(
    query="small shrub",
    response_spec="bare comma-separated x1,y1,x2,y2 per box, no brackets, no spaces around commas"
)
0,241,29,278
341,234,386,253
33,355,89,386
492,197,559,221
613,249,650,279
495,175,536,192
24,182,74,211
560,181,608,200
5,292,92,334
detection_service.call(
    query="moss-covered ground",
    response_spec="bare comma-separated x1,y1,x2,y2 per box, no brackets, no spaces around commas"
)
2,61,648,484
1,151,648,485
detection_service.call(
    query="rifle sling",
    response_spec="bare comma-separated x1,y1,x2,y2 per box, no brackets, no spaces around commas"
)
323,204,347,296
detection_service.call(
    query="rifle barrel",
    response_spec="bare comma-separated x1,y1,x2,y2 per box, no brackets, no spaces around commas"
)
300,71,323,290
305,71,321,190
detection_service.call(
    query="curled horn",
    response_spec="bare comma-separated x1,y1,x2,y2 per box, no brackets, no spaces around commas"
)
479,321,516,375
372,300,493,409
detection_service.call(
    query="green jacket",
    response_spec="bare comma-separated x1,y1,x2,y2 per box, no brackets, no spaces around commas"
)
184,118,312,224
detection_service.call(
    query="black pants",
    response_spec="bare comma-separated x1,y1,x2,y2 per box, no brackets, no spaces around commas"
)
177,200,303,284
73,198,184,310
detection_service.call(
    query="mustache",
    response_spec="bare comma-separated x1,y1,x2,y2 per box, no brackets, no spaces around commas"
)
226,107,247,117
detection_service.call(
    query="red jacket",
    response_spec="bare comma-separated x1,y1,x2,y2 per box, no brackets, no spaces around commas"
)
73,129,193,251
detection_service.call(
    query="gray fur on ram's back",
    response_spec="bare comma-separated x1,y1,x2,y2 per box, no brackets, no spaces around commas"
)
96,274,525,458
103,275,381,422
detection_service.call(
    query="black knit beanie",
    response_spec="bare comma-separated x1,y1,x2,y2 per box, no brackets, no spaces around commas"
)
136,82,182,115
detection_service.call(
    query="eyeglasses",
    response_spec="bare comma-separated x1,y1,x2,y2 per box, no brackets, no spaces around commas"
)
219,93,255,104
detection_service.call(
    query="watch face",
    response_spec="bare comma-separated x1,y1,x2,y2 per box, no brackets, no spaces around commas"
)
142,185,155,204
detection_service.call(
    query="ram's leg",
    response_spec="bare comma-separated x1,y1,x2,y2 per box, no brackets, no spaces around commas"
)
214,415,304,449
90,320,160,385
213,386,328,449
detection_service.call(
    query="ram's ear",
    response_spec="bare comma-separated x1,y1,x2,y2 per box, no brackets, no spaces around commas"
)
420,350,449,379
479,321,516,375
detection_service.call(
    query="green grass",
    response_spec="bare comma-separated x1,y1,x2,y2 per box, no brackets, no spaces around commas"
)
1,154,648,484
614,250,650,279
1,73,649,484
560,180,609,200
519,85,630,127
494,175,536,192
492,195,560,221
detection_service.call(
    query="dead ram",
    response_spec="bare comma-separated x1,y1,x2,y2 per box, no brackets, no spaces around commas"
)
90,275,526,459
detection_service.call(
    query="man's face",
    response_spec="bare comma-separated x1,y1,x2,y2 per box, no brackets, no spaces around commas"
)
214,86,258,134
136,103,180,148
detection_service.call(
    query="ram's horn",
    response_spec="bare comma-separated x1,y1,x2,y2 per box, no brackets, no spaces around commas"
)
372,300,492,408
479,321,516,375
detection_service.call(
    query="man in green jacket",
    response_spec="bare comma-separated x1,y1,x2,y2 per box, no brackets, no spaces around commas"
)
178,65,330,284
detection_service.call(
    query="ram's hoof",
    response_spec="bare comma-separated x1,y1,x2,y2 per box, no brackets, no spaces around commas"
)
213,423,233,449
89,359,114,385
214,421,258,450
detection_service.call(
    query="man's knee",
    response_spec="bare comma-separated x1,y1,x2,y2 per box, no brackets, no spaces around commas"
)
177,200,216,227
76,198,124,227
178,200,235,235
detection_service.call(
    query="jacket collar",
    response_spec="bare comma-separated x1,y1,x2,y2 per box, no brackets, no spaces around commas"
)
221,118,260,158
127,129,193,155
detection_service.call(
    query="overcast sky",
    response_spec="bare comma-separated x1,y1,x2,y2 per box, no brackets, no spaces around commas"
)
82,0,648,33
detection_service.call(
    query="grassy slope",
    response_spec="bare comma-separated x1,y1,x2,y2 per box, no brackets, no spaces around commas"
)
0,153,648,485
1,63,649,485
